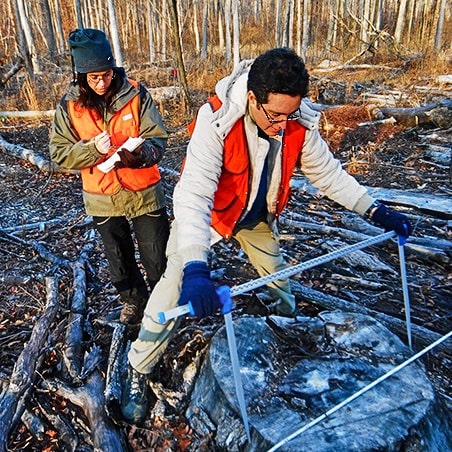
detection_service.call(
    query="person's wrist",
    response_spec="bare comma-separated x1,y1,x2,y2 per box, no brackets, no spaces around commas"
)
364,200,382,220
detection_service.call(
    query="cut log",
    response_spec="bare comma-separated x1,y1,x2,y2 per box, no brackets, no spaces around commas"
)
187,314,451,451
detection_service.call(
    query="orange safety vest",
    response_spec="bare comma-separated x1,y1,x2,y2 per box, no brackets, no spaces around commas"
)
191,95,307,239
67,80,161,195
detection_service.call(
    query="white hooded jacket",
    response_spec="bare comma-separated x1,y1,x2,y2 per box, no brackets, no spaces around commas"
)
173,60,375,265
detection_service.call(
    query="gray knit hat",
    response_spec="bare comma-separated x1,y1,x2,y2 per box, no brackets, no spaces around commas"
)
68,28,115,73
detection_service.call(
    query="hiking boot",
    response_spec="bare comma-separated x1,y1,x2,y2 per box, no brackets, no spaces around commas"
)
120,364,153,424
118,288,148,325
119,303,144,325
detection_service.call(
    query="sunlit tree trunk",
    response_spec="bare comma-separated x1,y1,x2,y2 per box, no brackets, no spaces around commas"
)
301,0,309,62
224,0,232,62
161,0,167,61
434,0,446,51
192,1,201,53
394,0,408,44
15,0,40,74
326,0,337,54
201,0,208,59
275,0,282,46
232,0,240,66
147,2,156,63
218,5,224,52
51,0,65,54
168,0,191,107
282,0,295,48
106,0,123,67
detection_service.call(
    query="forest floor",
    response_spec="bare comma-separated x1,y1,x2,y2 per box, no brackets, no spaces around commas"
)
0,68,451,450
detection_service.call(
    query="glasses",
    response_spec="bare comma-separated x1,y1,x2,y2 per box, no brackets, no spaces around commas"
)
87,71,113,85
259,103,301,124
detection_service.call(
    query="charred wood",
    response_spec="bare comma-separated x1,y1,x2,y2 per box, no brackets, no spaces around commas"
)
291,281,449,356
45,372,125,451
0,277,59,452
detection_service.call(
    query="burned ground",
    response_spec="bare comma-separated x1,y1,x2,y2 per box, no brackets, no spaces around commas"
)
0,84,451,450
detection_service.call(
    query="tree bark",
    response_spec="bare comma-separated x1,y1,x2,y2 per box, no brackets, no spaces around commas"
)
0,278,59,452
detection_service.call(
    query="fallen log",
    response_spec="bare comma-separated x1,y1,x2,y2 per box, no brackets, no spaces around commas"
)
365,187,452,219
291,281,449,356
0,110,55,119
0,135,77,174
279,215,451,265
367,100,452,128
45,372,126,451
0,277,59,452
63,254,88,381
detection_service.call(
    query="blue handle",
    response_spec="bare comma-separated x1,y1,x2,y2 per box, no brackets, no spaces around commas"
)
157,285,232,323
217,285,233,314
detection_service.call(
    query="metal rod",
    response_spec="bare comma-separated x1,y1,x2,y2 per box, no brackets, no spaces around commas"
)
398,237,412,348
225,311,251,441
230,231,396,298
159,231,396,322
266,330,452,452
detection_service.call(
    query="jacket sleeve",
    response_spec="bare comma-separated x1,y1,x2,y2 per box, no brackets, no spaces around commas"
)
49,99,103,170
173,103,225,265
138,86,168,166
300,129,374,215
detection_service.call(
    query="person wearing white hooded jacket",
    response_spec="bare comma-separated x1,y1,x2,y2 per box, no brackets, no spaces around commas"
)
120,48,412,424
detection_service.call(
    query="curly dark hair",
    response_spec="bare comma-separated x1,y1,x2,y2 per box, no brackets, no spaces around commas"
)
247,48,309,103
75,67,124,117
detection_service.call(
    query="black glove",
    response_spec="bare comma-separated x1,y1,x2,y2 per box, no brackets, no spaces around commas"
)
114,148,143,169
371,203,412,238
140,144,161,167
178,262,222,318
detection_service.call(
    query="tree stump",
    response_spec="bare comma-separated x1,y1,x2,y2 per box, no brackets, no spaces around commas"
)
186,312,451,451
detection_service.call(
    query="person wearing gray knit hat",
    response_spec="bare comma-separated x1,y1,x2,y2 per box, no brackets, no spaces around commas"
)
50,26,171,382
68,28,115,73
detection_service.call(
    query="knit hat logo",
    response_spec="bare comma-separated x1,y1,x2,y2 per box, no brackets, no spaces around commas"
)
68,28,115,74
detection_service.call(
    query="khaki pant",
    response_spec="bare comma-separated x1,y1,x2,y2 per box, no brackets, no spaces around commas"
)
128,220,295,374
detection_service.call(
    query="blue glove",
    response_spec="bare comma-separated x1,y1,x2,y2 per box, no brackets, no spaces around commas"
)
372,203,412,238
178,262,222,318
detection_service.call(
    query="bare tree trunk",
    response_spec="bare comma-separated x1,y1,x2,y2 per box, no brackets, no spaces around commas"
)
192,0,201,53
232,0,240,67
224,0,232,62
394,0,408,43
434,0,447,51
218,2,224,52
50,0,65,54
168,0,191,107
15,0,40,75
147,1,156,63
201,0,208,59
73,0,83,28
41,0,58,62
161,0,167,61
275,0,282,46
301,0,310,62
106,0,124,68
